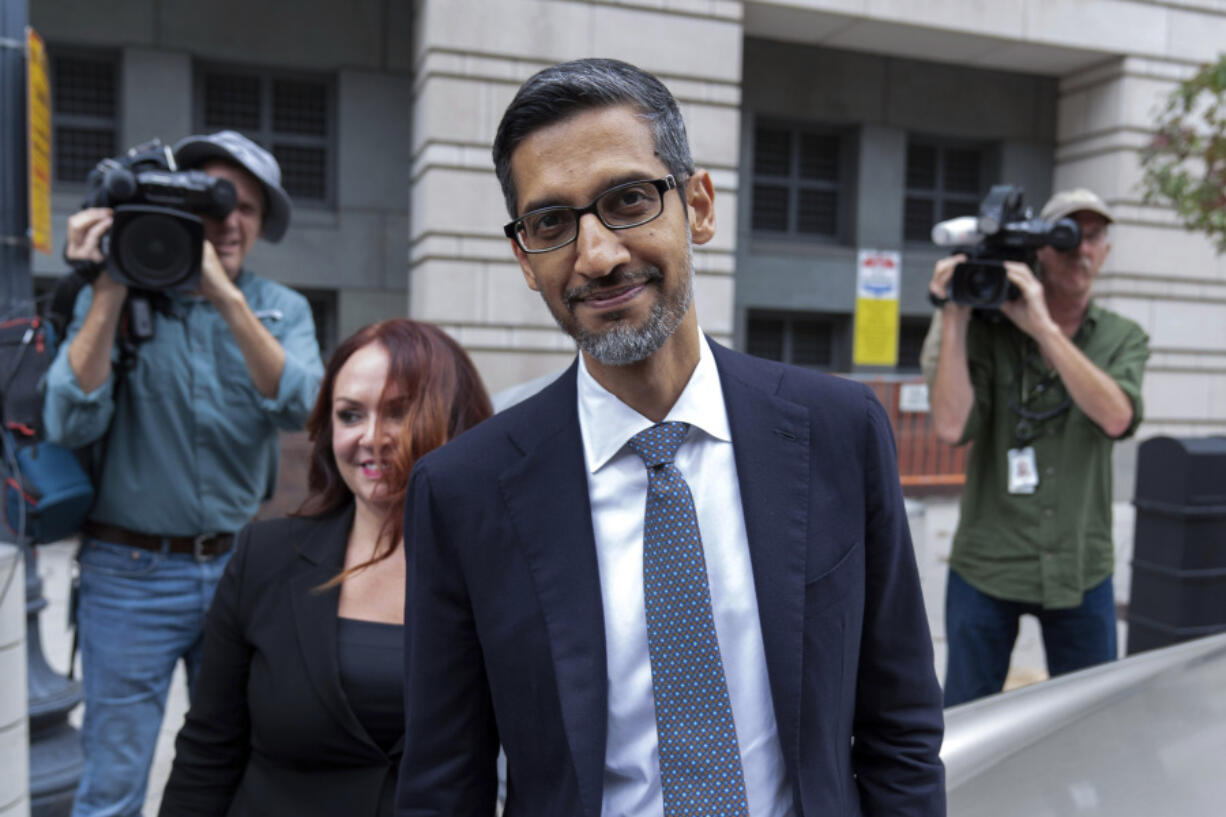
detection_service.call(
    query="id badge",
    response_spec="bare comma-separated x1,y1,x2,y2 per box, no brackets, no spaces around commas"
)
1007,446,1039,494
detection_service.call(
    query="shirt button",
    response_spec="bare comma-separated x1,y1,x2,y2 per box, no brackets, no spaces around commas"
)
1044,508,1054,518
1045,466,1056,477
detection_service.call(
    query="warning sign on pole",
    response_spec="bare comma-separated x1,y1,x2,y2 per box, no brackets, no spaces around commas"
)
852,249,900,367
27,27,52,255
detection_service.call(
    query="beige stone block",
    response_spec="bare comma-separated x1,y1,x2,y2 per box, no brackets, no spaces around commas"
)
1166,7,1226,64
410,261,490,323
470,348,577,395
683,103,743,170
419,0,595,62
411,168,508,240
695,271,735,335
414,75,508,151
1022,0,1167,57
590,3,742,84
862,0,1022,40
1143,369,1214,424
1107,224,1226,281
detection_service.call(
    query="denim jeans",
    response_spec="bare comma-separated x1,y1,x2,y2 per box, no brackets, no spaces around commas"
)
943,570,1117,708
72,537,231,817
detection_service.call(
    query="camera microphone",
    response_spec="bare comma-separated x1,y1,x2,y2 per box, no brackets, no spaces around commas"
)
931,216,982,247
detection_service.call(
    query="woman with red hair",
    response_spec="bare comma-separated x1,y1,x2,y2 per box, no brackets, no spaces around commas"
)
160,320,492,816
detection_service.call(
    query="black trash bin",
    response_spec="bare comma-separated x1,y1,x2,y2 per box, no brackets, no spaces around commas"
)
1127,436,1226,654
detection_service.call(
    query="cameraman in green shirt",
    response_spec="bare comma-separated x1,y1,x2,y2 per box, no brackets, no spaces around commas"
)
927,188,1150,707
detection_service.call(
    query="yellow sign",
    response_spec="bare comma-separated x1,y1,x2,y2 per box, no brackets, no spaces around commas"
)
27,27,53,255
853,298,900,366
852,249,901,367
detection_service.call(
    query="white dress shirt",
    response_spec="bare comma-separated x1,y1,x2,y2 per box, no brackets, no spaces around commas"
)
577,336,794,817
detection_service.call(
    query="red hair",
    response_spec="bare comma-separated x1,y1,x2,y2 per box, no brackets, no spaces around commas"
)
298,319,492,584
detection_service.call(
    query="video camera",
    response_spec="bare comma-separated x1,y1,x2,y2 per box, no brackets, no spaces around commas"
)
81,139,236,292
931,185,1081,308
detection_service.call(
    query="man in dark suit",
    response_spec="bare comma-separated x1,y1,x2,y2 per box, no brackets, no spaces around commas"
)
396,58,945,817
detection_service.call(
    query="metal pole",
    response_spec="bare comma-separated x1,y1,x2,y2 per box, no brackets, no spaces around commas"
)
1,0,34,316
1,2,84,814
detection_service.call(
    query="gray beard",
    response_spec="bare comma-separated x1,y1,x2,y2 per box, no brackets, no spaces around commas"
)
561,246,694,366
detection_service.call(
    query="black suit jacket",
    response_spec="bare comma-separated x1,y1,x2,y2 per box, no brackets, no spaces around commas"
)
160,506,403,817
396,340,945,816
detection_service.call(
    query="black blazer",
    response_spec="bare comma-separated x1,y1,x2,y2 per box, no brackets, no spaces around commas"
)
160,506,403,817
396,340,945,817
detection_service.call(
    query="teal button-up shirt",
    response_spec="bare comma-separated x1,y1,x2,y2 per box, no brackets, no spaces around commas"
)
43,271,324,537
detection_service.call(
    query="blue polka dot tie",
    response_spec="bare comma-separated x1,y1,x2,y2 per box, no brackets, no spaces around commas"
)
627,422,750,817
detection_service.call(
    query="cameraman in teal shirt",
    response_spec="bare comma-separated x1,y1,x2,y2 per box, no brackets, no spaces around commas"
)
43,131,323,817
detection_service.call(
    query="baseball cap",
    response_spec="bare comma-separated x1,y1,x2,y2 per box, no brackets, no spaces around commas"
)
1040,188,1114,225
173,130,292,242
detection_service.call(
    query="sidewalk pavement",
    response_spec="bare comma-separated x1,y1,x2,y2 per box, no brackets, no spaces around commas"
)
29,495,1134,814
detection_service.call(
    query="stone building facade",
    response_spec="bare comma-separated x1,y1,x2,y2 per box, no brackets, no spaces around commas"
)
31,0,1226,437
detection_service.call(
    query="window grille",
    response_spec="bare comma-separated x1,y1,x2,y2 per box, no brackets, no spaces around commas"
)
752,122,845,240
746,312,843,370
197,66,334,205
50,52,119,184
904,140,988,243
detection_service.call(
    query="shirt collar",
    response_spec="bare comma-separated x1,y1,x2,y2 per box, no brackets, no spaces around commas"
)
577,333,731,474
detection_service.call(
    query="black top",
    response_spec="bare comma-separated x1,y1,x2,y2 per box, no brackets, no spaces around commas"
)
160,508,404,817
337,617,405,753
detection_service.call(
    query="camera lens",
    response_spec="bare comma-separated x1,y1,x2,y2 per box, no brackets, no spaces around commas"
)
117,212,195,288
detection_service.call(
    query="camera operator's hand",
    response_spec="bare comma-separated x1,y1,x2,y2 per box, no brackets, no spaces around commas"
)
65,208,127,298
1000,260,1059,340
930,255,972,318
198,240,243,306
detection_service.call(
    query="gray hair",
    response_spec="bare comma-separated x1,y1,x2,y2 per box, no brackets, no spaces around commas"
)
492,58,695,218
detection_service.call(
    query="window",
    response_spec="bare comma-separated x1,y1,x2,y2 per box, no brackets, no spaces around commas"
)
904,140,988,243
897,316,932,372
296,287,338,359
751,122,846,240
50,51,119,184
746,311,847,371
196,66,334,205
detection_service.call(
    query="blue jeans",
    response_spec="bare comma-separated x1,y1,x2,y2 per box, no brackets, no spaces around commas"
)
73,538,231,817
943,570,1117,708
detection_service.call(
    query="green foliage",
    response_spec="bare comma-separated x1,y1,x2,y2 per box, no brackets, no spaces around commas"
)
1140,53,1226,254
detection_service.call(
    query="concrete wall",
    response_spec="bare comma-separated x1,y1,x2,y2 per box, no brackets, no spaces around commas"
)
408,0,744,394
30,0,414,348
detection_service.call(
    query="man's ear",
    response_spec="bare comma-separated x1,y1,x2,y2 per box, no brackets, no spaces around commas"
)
512,240,541,291
685,170,716,246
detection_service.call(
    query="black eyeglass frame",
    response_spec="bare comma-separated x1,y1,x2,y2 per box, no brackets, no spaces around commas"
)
503,175,678,254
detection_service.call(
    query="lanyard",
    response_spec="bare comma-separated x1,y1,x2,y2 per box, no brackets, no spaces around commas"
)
1008,343,1071,446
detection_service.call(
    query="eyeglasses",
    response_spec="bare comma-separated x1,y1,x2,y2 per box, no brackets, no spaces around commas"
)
504,176,677,254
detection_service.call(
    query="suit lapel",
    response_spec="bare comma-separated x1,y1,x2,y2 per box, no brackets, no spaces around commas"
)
711,340,811,769
289,504,381,753
498,365,608,817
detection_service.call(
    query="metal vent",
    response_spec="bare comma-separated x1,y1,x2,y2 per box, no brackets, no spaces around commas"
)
754,126,791,176
52,56,115,117
905,196,935,243
791,319,833,367
55,127,115,184
273,79,327,136
752,184,789,232
799,133,839,181
944,148,982,194
906,144,937,190
797,188,837,236
274,143,327,200
199,68,332,203
204,73,261,130
747,317,785,362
